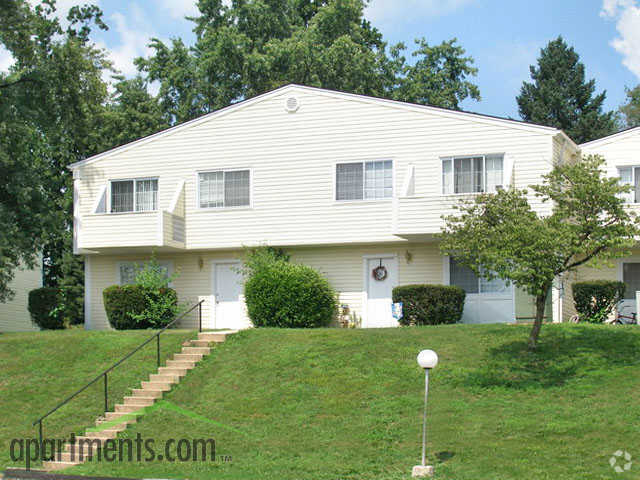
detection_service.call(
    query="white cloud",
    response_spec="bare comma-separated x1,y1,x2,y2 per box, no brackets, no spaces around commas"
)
28,0,96,28
98,4,160,78
601,0,640,78
364,0,476,25
0,45,15,73
157,0,198,19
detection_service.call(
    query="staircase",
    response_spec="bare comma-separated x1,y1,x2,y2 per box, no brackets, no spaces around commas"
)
42,330,236,471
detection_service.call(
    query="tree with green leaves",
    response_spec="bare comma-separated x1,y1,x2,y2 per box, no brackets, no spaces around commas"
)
0,0,109,305
92,76,170,154
137,0,481,123
619,85,640,128
439,156,638,349
517,37,617,144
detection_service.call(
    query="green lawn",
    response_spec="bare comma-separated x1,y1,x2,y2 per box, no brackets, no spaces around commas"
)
2,324,640,479
0,327,194,471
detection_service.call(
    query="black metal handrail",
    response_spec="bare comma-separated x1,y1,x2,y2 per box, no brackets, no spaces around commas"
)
32,299,204,459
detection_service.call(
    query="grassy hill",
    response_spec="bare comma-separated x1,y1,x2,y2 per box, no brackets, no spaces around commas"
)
2,325,639,479
0,328,193,470
60,324,640,480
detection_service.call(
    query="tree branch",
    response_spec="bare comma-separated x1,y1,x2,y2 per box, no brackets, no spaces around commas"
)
0,76,39,90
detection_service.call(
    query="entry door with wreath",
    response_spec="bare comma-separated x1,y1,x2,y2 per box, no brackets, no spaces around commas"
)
364,255,398,328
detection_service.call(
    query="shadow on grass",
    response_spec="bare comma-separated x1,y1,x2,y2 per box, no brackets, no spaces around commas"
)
436,451,455,463
464,325,640,390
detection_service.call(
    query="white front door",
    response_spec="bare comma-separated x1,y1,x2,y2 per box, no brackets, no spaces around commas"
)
214,262,245,329
364,257,398,328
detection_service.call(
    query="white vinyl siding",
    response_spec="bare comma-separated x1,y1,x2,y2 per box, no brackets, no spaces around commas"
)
84,243,445,330
336,160,392,201
110,178,157,213
75,86,562,249
0,259,42,332
442,154,504,194
199,170,250,208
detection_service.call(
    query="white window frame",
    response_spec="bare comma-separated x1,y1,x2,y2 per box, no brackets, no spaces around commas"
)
617,166,640,204
443,256,511,296
107,177,159,214
441,153,505,195
334,159,394,202
196,168,253,210
116,260,174,286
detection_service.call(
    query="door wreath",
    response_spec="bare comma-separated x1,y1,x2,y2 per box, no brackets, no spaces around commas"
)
372,260,388,281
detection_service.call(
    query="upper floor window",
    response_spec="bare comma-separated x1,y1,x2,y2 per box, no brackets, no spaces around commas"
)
336,160,393,201
199,170,250,208
618,167,640,203
110,178,158,213
442,154,504,194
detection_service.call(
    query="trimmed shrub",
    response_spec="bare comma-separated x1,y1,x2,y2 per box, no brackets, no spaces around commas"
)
103,285,147,330
244,255,338,328
103,285,178,330
392,284,466,326
572,280,626,323
28,287,65,329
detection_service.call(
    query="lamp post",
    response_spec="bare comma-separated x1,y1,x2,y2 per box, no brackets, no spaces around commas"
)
412,349,438,478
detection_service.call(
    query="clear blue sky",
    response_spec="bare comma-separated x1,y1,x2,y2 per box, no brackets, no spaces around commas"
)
8,1,640,120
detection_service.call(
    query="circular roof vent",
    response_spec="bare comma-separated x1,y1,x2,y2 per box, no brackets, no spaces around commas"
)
284,96,300,113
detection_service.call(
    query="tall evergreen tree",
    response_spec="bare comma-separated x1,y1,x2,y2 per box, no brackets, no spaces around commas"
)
516,36,617,144
620,85,640,128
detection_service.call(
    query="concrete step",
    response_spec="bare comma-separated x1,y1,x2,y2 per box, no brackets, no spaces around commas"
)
83,429,120,440
131,388,164,398
43,460,81,471
181,346,210,355
157,366,188,377
141,380,172,391
73,436,108,446
173,353,203,362
198,332,232,343
123,396,156,406
57,449,99,462
166,359,196,369
101,411,140,424
63,440,100,454
148,373,179,383
189,339,212,347
115,404,148,413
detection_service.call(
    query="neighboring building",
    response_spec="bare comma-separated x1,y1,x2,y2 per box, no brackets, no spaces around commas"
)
0,259,42,332
564,127,640,321
69,84,579,330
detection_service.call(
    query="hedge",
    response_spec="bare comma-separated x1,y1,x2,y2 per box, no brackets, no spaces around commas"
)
28,287,65,329
392,284,466,326
103,285,178,330
244,260,338,328
572,280,626,323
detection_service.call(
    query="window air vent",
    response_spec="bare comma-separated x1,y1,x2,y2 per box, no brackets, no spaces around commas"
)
285,96,300,113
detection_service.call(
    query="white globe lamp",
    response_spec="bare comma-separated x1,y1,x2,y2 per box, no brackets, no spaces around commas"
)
412,350,438,478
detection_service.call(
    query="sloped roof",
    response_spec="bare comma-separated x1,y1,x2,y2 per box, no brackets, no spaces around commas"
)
69,84,577,170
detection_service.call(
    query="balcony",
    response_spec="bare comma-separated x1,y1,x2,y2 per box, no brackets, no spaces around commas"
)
392,195,474,240
78,210,185,252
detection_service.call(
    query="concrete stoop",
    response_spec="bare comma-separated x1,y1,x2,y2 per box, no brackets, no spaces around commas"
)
41,330,237,471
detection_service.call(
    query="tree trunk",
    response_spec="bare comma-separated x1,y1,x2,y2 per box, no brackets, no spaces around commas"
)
528,289,549,350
